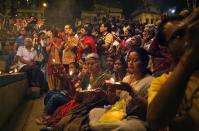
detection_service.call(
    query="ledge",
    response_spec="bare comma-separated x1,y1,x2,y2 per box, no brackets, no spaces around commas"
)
0,73,28,129
0,73,27,87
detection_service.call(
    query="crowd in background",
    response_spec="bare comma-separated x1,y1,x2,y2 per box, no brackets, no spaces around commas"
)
1,8,199,131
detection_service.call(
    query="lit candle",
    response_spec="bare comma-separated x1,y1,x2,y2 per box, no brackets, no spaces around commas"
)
52,58,55,63
69,71,73,76
110,77,115,83
0,70,2,75
115,82,121,85
87,84,91,91
14,68,18,73
9,70,13,74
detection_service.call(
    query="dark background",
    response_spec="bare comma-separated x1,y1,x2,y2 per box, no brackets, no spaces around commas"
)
45,0,188,26
0,0,190,27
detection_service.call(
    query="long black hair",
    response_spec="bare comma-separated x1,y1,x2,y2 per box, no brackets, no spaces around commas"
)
82,23,93,36
128,46,151,75
114,55,128,71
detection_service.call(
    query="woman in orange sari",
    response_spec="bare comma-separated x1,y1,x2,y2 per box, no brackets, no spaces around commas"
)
46,30,64,90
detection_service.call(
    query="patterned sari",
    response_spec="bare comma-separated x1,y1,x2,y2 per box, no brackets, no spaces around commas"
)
47,37,63,90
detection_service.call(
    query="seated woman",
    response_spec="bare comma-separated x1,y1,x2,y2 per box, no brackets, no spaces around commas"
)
35,62,80,124
36,53,112,126
112,55,127,82
89,82,148,131
79,53,112,90
123,47,153,98
88,49,152,131
43,62,80,114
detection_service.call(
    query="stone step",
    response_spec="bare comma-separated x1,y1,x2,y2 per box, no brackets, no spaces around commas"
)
26,87,41,99
1,100,33,131
2,98,45,131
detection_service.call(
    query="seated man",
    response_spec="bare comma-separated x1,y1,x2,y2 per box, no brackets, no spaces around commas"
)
147,9,199,130
16,37,47,92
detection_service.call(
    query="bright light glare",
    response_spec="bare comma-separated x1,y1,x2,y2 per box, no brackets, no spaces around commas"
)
171,9,175,14
43,2,47,8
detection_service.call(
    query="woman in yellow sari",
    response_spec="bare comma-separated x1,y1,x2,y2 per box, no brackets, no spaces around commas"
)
62,27,78,73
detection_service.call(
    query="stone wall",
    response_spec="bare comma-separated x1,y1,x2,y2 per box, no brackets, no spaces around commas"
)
0,73,28,129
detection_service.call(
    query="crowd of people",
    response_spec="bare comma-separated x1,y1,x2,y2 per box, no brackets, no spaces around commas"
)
5,7,199,131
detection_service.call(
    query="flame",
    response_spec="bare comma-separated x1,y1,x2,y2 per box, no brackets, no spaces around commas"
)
9,70,13,74
110,77,115,83
115,82,121,85
14,68,18,73
0,71,2,75
87,84,91,91
69,71,73,76
52,59,55,63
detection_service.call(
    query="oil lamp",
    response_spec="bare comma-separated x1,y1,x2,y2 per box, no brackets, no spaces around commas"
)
87,84,91,91
14,68,18,73
69,71,73,76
